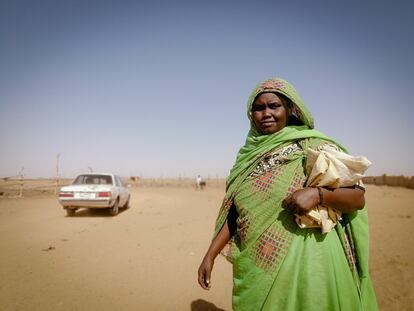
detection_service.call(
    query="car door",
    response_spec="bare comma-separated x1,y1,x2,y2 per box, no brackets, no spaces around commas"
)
115,175,128,206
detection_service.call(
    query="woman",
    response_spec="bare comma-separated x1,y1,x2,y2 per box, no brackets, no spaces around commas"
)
197,78,378,310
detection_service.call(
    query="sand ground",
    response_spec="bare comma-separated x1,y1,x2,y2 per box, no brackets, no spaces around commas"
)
0,183,413,310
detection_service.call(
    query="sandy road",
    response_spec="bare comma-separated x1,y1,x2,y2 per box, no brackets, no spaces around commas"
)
0,186,232,311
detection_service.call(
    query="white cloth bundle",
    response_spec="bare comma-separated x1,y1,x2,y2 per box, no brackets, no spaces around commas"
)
295,147,371,234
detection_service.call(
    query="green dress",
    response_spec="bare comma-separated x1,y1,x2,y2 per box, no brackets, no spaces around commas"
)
214,78,378,310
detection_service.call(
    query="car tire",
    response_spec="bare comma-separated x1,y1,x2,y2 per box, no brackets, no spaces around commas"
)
66,209,76,217
109,199,119,216
123,196,130,209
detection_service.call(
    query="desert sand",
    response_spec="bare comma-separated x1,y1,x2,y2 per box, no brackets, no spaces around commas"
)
0,182,413,310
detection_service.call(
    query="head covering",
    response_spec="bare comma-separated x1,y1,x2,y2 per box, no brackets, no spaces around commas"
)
247,77,314,134
226,77,341,188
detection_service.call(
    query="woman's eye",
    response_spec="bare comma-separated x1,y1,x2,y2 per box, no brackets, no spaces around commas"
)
252,103,281,111
268,104,281,109
252,105,265,112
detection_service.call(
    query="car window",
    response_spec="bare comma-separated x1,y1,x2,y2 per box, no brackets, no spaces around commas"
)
115,176,123,187
101,176,113,184
73,175,113,185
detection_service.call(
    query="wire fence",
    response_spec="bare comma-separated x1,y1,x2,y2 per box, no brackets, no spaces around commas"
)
0,178,72,198
0,176,226,198
128,176,226,188
1,174,412,199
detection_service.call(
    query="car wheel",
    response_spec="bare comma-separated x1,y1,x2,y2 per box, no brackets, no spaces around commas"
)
109,199,119,216
123,196,130,209
66,209,76,217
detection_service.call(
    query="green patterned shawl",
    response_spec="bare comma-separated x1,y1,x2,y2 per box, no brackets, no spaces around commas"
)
215,78,341,237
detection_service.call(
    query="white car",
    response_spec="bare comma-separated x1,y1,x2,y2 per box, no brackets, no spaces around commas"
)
58,173,130,216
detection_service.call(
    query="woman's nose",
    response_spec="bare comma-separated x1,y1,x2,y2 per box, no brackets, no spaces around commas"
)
263,107,272,116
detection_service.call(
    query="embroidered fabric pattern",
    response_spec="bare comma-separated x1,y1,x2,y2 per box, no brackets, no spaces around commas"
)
286,169,307,195
215,197,234,232
343,230,358,273
251,142,302,177
237,214,253,243
317,142,341,152
251,169,284,202
254,170,276,192
250,225,293,273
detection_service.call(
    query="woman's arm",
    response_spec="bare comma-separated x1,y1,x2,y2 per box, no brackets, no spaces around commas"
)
197,221,232,290
282,186,365,215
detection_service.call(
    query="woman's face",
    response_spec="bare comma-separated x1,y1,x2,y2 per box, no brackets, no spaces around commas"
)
251,93,291,135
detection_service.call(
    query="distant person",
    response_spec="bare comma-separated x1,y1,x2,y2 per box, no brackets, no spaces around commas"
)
197,78,378,310
196,175,205,190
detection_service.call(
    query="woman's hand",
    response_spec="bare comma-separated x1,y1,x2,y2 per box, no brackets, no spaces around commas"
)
198,255,214,290
282,187,319,215
282,187,366,215
197,221,232,290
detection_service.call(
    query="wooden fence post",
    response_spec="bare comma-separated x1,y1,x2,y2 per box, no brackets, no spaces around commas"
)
55,153,60,195
18,167,24,198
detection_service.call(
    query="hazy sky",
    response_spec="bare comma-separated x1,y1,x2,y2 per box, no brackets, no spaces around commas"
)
1,0,413,178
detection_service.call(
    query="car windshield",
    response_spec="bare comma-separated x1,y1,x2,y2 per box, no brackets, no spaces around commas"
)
73,175,113,185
